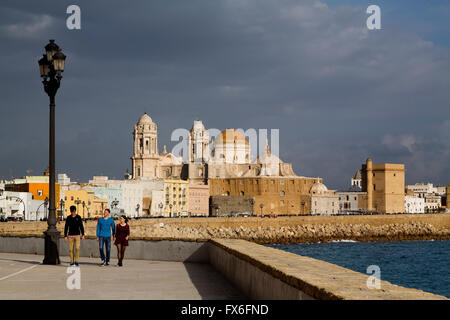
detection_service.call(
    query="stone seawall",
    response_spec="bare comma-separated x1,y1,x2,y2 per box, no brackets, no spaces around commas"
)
1,214,449,244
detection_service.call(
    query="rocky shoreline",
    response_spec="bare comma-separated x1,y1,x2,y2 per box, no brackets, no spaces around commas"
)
1,216,449,244
129,221,450,244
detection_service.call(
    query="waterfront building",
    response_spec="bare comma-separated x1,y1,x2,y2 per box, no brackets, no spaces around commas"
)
87,176,145,217
446,186,450,213
0,191,31,220
424,194,442,212
406,183,437,198
188,184,210,216
83,186,123,216
210,176,319,215
309,182,339,215
4,176,61,209
163,179,189,217
405,195,425,214
337,187,366,213
63,189,96,218
360,158,405,213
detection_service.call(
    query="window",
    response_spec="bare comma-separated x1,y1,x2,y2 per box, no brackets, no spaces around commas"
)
240,191,245,196
374,184,376,190
280,180,284,185
280,191,285,197
280,200,284,205
394,173,396,177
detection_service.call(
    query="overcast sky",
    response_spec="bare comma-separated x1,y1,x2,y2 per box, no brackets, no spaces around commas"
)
0,0,449,190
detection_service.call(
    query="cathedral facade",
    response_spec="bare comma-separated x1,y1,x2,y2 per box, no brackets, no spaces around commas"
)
131,113,299,184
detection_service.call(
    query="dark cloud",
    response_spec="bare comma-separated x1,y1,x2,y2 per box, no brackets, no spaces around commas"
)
0,0,449,189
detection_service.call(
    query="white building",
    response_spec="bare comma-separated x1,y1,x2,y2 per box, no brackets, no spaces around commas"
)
310,182,339,215
424,194,442,212
88,176,147,217
405,195,425,214
0,191,32,220
337,188,366,213
406,183,436,197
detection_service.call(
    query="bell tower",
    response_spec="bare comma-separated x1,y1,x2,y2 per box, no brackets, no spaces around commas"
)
131,113,160,179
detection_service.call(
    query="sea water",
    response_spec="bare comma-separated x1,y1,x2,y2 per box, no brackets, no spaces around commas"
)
267,240,450,298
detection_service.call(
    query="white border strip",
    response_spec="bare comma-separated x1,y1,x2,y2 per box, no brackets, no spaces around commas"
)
0,264,39,281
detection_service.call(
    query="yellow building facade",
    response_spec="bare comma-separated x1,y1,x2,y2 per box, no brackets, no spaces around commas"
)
360,158,405,213
63,190,95,218
210,177,319,215
163,179,189,217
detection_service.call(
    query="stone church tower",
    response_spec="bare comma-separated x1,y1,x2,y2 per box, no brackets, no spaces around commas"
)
131,113,160,179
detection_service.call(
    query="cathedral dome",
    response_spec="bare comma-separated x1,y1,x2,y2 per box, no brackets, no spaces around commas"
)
310,182,328,195
137,113,153,125
215,129,249,145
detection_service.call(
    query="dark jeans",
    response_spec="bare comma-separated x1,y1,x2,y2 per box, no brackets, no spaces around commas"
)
99,237,111,263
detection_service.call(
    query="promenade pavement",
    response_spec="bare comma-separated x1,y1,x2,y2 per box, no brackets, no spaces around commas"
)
0,252,244,300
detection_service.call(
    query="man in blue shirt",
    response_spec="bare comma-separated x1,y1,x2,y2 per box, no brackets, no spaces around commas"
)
96,209,115,266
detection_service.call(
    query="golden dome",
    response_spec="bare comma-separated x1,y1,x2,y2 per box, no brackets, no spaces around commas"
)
215,129,249,145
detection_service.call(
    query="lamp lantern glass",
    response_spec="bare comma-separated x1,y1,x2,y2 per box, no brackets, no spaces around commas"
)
45,40,59,62
38,55,50,77
52,51,66,72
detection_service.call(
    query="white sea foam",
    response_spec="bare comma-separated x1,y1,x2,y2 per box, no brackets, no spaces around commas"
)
331,239,358,243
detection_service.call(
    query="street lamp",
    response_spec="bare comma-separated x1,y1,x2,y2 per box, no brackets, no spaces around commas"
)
260,203,264,217
158,202,163,216
39,39,66,265
82,201,85,218
169,204,173,218
74,199,81,214
60,199,65,220
44,197,49,220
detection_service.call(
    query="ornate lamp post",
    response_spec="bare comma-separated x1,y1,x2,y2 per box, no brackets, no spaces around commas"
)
38,39,66,265
82,200,85,218
60,199,65,220
158,202,163,216
260,203,264,217
169,204,173,218
44,197,49,220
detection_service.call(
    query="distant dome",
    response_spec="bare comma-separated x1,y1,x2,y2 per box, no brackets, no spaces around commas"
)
137,113,153,125
215,129,249,145
310,182,328,195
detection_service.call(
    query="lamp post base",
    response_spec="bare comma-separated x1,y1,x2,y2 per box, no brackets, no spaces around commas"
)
43,229,61,265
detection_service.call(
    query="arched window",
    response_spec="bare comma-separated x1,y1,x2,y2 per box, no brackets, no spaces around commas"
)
240,191,245,196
